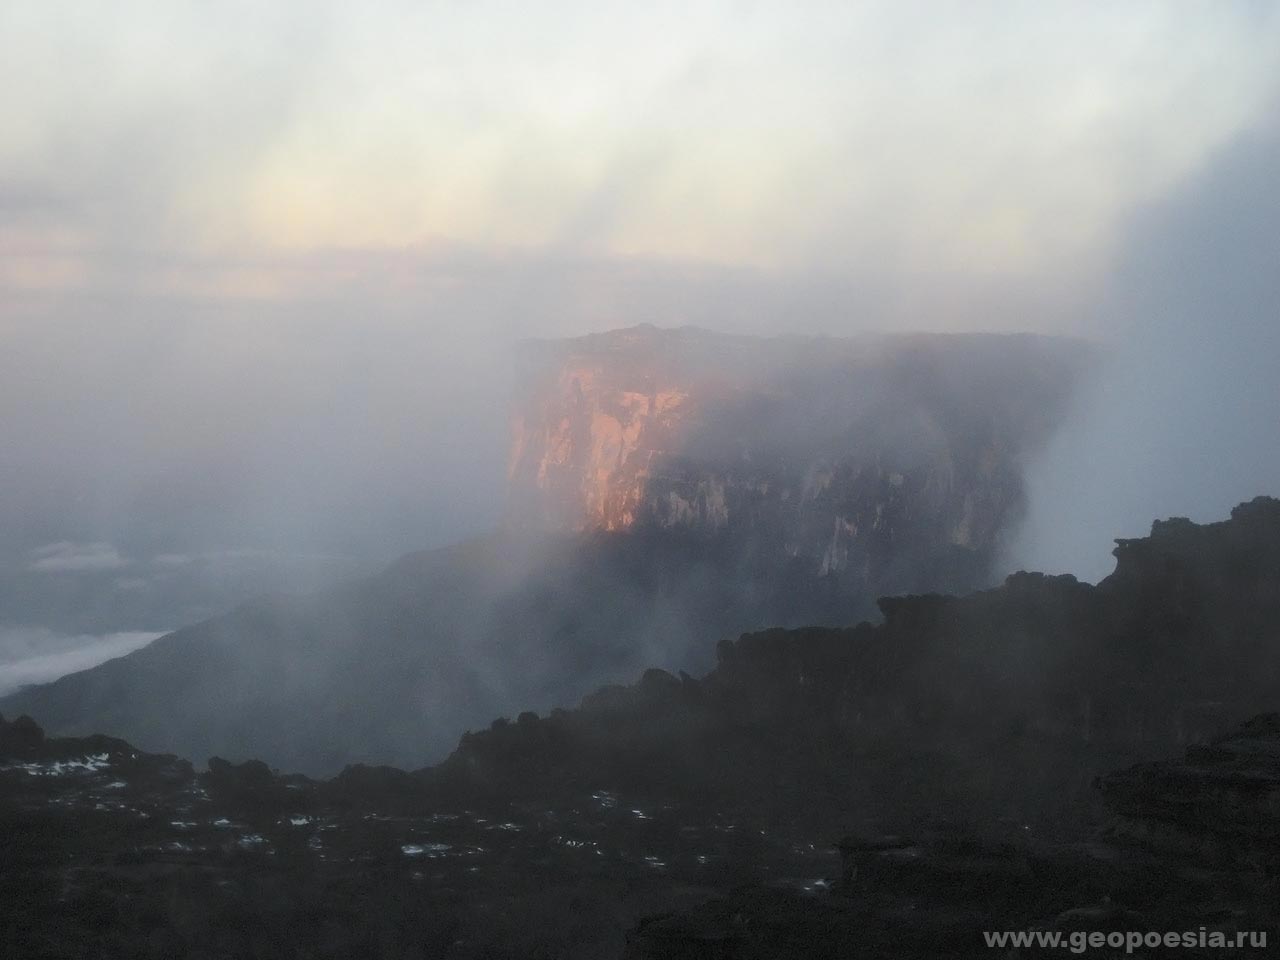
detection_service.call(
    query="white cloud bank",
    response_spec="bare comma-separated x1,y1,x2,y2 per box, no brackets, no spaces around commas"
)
0,627,164,697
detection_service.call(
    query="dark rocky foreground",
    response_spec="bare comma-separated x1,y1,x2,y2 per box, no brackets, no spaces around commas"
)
3,711,1277,959
627,712,1280,958
2,712,847,959
3,497,1279,957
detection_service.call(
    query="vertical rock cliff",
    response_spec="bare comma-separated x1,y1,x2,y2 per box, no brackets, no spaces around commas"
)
507,325,1090,598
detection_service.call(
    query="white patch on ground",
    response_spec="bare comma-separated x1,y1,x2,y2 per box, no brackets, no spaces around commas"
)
1,753,111,776
401,843,451,857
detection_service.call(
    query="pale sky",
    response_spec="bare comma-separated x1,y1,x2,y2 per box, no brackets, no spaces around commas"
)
3,1,1278,310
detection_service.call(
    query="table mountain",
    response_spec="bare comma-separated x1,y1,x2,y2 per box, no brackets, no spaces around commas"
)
0,327,1088,774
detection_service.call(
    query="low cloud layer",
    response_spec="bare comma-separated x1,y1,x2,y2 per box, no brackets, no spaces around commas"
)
0,627,164,697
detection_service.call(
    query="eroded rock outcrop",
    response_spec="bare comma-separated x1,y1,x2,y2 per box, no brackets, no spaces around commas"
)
508,325,1090,595
1097,712,1280,865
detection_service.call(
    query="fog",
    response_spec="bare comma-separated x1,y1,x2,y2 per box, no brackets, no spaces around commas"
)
1,3,1279,691
1011,112,1280,582
0,627,164,698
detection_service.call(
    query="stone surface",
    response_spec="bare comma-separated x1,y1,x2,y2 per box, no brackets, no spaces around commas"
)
508,325,1090,595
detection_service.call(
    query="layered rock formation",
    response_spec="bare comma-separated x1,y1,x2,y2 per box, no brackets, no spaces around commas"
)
507,325,1090,594
1097,711,1280,863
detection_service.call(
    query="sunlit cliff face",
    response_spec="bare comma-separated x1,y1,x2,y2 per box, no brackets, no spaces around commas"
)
509,362,691,532
507,325,765,534
504,325,1091,592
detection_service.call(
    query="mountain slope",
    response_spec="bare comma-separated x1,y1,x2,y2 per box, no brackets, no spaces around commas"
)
1,328,1089,774
440,497,1280,828
4,499,1279,959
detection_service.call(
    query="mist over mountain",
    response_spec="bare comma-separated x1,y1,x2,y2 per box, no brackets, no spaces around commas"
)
1013,116,1280,581
1,328,1087,774
5,498,1279,958
446,496,1280,817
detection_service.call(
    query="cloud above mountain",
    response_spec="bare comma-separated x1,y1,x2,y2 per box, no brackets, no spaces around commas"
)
2,2,1277,307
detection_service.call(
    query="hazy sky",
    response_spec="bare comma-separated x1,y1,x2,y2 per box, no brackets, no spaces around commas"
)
0,2,1278,667
1012,109,1280,580
3,1,1278,315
